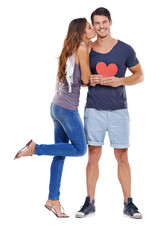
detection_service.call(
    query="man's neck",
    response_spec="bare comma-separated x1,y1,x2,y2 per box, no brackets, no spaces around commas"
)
92,34,118,53
97,34,113,46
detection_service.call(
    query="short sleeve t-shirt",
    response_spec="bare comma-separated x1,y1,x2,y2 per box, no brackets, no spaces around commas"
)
85,40,139,110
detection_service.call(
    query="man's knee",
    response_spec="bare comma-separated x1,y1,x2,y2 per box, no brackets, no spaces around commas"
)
114,148,128,164
88,145,102,166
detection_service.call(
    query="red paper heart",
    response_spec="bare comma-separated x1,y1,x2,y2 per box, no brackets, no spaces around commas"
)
96,62,118,78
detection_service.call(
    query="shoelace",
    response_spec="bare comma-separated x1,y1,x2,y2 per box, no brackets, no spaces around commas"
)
127,202,138,211
80,201,91,211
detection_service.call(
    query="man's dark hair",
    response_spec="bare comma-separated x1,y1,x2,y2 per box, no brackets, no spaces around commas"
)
91,7,111,24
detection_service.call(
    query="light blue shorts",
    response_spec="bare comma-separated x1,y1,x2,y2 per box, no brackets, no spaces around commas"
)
84,108,130,148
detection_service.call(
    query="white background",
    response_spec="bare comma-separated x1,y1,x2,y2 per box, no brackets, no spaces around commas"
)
0,0,162,239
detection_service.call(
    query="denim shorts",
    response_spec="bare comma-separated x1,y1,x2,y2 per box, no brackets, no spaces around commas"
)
84,108,130,148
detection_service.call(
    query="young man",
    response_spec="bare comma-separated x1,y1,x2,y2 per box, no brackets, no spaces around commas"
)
76,7,144,219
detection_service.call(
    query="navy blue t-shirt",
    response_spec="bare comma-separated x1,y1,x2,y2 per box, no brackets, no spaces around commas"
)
86,40,139,110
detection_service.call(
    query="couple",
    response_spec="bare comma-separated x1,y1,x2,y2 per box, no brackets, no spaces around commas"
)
14,7,144,219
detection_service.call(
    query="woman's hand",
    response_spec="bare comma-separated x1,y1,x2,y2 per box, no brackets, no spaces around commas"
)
86,40,93,53
89,75,103,87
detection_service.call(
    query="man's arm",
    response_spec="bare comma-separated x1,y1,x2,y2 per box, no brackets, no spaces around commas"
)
121,63,144,85
100,63,144,87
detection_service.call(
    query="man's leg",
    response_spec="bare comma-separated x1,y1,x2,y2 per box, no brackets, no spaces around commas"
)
114,148,142,218
114,148,131,203
75,145,102,217
86,145,102,202
76,108,106,217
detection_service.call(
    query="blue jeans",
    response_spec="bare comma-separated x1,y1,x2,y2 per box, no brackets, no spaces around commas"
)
34,103,87,200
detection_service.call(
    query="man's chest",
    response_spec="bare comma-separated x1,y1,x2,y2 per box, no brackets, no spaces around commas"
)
89,51,127,75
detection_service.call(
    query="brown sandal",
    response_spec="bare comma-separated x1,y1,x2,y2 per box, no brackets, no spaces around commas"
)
14,139,33,160
44,203,69,218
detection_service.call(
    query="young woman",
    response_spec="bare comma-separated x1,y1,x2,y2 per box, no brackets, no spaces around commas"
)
14,18,96,217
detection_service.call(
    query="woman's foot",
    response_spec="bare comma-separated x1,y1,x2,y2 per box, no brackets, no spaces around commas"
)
14,140,36,159
45,199,69,217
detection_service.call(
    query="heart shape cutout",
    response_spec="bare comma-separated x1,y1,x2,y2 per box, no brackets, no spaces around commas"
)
96,62,118,78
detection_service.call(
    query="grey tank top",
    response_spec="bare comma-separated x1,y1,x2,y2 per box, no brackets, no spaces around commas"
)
53,64,81,110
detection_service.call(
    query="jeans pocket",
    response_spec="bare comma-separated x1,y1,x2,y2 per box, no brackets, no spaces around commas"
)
53,104,67,121
71,110,79,120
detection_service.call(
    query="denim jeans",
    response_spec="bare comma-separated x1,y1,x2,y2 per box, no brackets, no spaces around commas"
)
34,103,87,200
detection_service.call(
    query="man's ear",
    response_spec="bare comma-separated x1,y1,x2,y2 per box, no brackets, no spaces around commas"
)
110,19,112,26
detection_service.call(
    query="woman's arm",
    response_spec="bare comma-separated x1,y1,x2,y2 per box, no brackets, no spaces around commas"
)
77,45,91,85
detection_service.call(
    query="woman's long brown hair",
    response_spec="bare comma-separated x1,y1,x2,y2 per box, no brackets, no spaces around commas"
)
57,18,87,83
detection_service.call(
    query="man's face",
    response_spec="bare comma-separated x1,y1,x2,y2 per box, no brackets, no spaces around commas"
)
93,15,112,38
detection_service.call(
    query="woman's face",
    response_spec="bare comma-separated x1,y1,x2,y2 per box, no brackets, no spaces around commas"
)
84,21,96,40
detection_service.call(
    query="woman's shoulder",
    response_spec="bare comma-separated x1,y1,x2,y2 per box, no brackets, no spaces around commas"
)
77,44,88,54
75,44,89,63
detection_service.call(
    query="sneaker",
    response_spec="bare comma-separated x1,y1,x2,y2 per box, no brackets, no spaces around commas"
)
123,197,142,219
75,196,95,218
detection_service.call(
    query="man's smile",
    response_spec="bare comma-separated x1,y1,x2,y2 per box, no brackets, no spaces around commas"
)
98,28,107,33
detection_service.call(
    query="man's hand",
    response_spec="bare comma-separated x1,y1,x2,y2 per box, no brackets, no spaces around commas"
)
90,75,103,87
100,77,122,87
